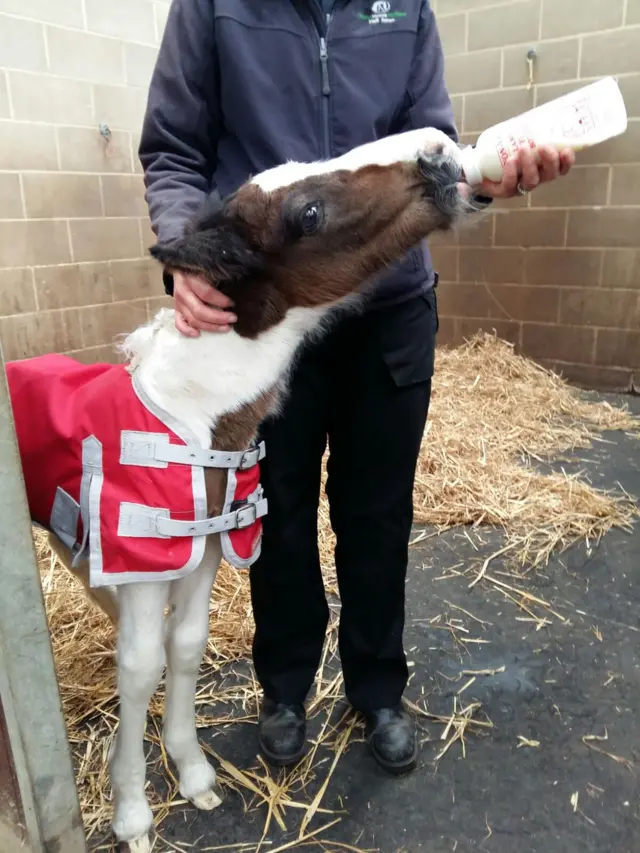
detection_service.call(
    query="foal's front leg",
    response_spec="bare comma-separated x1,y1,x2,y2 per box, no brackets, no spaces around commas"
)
163,537,222,810
110,581,170,851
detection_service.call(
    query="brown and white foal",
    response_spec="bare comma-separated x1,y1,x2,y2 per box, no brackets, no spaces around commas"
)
40,128,472,850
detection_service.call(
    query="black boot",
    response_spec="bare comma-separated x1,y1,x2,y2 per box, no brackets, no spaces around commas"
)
363,705,418,775
258,699,307,767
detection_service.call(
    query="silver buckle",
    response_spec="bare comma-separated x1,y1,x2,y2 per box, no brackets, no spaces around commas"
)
235,502,257,529
239,446,260,470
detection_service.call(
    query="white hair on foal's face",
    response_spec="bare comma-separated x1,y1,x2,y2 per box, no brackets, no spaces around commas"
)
251,127,464,194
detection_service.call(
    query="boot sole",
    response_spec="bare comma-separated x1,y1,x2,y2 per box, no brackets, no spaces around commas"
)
369,743,418,776
259,738,307,768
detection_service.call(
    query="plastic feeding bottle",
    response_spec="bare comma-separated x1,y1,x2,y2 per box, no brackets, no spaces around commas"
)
459,76,628,186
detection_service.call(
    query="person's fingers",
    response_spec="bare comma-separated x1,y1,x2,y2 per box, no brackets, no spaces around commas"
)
174,277,237,330
517,146,540,191
475,145,574,199
187,297,237,328
537,145,561,183
183,273,235,309
559,148,576,176
177,300,235,332
190,313,236,331
175,309,200,338
175,302,232,335
477,156,516,198
498,156,520,197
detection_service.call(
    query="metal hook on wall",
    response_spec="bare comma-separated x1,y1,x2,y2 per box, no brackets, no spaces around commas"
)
526,47,538,91
98,122,115,159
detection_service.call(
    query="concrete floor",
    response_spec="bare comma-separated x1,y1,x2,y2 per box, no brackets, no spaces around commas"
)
123,394,640,853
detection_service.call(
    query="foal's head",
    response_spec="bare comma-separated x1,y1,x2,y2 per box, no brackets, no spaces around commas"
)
151,137,472,337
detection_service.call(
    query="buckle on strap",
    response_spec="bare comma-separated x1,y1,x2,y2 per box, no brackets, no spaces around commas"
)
134,496,269,539
239,446,261,470
141,437,266,469
235,501,257,529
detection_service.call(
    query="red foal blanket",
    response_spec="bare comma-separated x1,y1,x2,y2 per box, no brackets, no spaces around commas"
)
6,354,266,587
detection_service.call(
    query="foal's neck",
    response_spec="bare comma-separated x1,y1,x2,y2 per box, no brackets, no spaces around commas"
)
130,307,330,448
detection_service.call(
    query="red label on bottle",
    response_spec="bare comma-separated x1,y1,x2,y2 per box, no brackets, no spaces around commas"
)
496,129,537,166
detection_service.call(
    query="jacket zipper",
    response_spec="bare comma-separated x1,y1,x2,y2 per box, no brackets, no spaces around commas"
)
319,12,332,158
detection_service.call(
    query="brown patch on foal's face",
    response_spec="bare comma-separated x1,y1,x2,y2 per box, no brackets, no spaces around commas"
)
151,149,466,337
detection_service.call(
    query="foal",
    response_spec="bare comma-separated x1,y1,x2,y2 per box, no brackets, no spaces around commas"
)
11,127,473,851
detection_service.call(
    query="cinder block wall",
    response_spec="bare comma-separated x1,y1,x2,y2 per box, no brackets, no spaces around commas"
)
0,0,170,365
432,0,639,390
0,0,638,388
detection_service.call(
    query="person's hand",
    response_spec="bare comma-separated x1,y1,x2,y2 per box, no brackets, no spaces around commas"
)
172,271,237,337
477,144,575,201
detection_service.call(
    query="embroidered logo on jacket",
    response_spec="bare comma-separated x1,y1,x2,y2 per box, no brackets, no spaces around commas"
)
360,1,407,24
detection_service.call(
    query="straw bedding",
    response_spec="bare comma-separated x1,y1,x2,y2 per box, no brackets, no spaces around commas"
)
34,333,639,850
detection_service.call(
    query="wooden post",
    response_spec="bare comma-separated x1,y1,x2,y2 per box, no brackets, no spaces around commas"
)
0,345,87,853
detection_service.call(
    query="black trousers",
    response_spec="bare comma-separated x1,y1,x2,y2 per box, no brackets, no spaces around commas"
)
250,290,438,712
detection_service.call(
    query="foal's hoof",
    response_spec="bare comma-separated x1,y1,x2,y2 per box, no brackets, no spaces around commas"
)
113,801,153,853
119,836,151,853
190,788,223,811
178,758,222,811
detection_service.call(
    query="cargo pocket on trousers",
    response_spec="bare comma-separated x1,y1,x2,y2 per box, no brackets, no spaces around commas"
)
377,291,438,388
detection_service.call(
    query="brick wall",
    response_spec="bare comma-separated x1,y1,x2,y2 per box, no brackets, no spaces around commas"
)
0,0,170,365
431,0,640,390
0,1,638,388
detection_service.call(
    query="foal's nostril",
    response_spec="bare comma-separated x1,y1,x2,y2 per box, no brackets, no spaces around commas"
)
418,154,434,179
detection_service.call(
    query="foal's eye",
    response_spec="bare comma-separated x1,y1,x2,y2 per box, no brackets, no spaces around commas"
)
300,202,322,235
